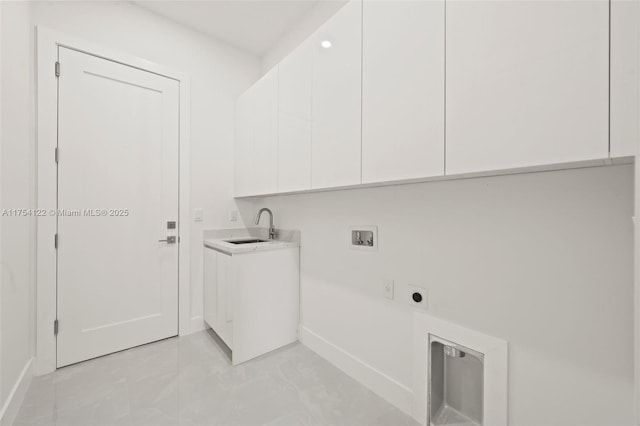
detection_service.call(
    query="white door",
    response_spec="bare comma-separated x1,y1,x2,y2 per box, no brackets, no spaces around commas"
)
56,47,179,367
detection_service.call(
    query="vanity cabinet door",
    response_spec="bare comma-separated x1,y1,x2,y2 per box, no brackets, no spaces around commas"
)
203,247,218,331
311,0,362,189
362,0,445,183
203,248,233,349
446,0,609,175
216,251,233,348
234,67,279,196
278,40,313,192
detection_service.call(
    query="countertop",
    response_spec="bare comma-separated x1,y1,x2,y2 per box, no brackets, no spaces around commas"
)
203,227,300,255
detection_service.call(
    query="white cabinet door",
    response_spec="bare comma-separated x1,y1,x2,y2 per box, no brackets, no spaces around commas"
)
362,0,445,183
203,248,233,349
216,251,233,348
278,40,313,192
311,0,362,189
446,0,609,175
235,92,252,197
203,248,218,331
610,0,639,158
234,67,279,196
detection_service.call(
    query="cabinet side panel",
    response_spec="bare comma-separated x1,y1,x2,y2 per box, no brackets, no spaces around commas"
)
611,0,639,158
232,249,300,365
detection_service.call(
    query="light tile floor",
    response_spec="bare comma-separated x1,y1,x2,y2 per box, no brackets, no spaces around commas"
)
14,330,418,426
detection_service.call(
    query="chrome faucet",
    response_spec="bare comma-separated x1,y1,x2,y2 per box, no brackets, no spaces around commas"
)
255,208,276,240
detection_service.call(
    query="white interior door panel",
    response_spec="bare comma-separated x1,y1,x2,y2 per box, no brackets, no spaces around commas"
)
56,47,179,367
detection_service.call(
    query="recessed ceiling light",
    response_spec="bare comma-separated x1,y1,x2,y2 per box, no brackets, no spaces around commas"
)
321,40,332,49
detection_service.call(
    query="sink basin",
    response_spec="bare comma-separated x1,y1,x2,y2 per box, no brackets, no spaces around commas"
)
225,238,269,245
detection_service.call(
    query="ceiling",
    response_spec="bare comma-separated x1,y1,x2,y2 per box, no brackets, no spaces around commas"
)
133,0,320,56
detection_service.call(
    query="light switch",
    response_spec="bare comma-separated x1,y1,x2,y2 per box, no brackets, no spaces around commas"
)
194,208,203,222
229,209,238,222
383,280,394,300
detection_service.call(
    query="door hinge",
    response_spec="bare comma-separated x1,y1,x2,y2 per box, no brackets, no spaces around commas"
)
54,319,59,336
55,147,59,163
55,61,60,78
54,233,58,249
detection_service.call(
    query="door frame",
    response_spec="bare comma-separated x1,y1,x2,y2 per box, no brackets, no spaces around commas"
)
636,2,640,423
35,26,191,375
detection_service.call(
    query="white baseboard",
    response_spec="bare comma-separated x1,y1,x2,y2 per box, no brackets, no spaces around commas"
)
298,326,413,416
188,316,207,335
0,357,33,426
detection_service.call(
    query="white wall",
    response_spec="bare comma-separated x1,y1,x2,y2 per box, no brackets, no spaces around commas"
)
261,0,347,73
28,0,261,333
1,2,634,425
0,0,261,390
256,8,636,423
0,1,36,418
238,165,635,425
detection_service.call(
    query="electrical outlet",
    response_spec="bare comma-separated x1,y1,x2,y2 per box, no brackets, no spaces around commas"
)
383,280,394,300
194,208,203,222
229,209,238,222
407,285,427,310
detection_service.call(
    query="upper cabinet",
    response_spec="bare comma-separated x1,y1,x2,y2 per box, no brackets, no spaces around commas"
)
235,0,628,197
278,40,313,193
445,0,609,175
610,0,639,158
234,67,279,196
310,0,362,189
362,0,445,184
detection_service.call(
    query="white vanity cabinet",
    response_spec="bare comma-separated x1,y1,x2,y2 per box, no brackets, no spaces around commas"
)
203,244,300,365
310,0,362,189
234,66,279,197
361,0,445,184
445,0,610,175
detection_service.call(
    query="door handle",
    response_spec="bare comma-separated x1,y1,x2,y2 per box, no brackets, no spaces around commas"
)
158,236,177,244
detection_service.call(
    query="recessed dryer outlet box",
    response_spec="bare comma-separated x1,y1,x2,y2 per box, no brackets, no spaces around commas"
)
349,225,378,251
408,285,427,310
